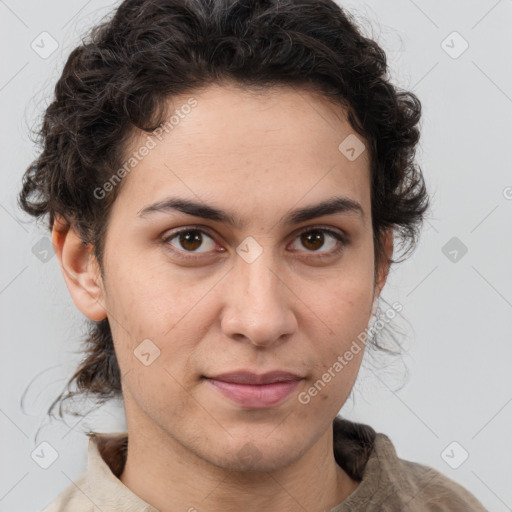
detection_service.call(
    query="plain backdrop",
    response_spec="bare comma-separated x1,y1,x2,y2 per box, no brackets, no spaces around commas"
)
1,0,511,510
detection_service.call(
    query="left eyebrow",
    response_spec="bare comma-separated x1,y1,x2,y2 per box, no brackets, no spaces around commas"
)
136,196,365,228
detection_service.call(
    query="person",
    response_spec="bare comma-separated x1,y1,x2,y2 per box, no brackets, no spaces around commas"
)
18,0,487,510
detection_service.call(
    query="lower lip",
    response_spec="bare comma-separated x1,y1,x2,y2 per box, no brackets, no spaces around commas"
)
205,378,302,408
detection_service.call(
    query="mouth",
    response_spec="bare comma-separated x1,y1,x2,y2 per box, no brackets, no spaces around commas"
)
203,371,304,409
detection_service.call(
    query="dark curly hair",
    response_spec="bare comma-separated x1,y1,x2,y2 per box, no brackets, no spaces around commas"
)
18,0,429,421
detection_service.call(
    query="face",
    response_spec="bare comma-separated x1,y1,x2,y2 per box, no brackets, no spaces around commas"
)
58,82,392,472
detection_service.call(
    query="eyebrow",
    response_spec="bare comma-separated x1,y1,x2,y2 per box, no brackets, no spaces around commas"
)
136,196,365,227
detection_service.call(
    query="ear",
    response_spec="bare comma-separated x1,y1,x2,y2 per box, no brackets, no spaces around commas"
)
51,213,108,322
374,228,394,300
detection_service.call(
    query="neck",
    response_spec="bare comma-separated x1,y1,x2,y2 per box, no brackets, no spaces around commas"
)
119,420,358,512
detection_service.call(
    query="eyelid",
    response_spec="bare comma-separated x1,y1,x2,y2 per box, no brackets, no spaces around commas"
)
161,225,220,260
290,224,347,243
163,224,215,240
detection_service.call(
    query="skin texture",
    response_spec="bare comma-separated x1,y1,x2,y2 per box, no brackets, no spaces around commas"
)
52,82,393,512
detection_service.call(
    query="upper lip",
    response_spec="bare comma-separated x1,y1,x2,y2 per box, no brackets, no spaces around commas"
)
206,371,303,385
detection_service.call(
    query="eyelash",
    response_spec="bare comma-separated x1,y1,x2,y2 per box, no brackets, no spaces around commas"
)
161,225,347,261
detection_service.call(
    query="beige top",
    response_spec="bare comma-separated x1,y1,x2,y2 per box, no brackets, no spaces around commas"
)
43,417,487,511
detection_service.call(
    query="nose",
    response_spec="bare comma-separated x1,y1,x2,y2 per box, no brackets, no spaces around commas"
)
220,249,297,348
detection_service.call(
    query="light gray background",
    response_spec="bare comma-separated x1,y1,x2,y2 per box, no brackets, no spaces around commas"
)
1,0,511,510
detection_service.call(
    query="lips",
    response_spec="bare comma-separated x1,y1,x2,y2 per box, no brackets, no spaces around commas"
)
204,370,303,408
207,370,303,385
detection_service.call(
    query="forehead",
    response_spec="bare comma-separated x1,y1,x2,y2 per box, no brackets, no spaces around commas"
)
111,83,371,223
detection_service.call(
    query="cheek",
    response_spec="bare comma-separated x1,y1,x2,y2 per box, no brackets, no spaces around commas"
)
299,228,375,323
105,252,201,335
310,261,375,338
303,265,374,392
103,257,213,386
105,267,204,423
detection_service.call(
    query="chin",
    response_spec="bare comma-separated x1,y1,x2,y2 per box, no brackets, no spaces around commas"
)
224,451,296,473
210,436,303,474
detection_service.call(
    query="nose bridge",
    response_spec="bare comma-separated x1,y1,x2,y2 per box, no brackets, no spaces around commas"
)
221,238,296,345
235,240,283,309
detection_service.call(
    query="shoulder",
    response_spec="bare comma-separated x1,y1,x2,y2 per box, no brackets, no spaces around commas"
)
332,417,487,511
370,433,488,511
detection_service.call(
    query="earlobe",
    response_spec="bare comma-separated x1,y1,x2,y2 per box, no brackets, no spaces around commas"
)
51,213,108,322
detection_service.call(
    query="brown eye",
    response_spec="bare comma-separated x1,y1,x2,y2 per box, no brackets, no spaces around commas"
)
164,228,217,254
179,230,203,251
300,230,325,251
290,228,345,256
